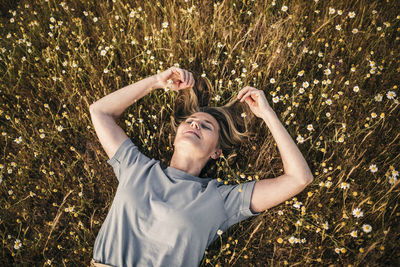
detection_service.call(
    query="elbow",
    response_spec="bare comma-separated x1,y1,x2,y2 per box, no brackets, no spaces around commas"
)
301,174,314,186
89,104,97,113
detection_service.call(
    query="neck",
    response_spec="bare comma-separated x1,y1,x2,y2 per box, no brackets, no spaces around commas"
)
168,151,208,177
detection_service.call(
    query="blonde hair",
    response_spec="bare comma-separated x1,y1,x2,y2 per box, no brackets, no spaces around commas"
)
169,72,257,177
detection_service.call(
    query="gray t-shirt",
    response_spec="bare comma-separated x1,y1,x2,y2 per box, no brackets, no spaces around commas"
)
93,138,261,267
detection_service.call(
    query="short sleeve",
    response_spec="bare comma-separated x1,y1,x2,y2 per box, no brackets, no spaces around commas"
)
106,138,150,183
216,180,262,230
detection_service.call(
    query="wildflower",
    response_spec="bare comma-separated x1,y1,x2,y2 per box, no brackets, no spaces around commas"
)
288,236,295,244
386,91,396,99
302,81,309,88
374,94,383,102
162,21,169,28
217,229,223,235
93,17,98,23
270,78,276,84
352,208,364,218
297,70,305,76
325,181,332,188
281,6,288,12
14,239,22,249
335,25,342,31
348,12,356,18
241,112,247,118
277,237,283,243
296,135,305,144
324,69,331,75
352,28,359,34
340,182,350,189
350,230,358,237
329,7,335,15
335,247,340,254
307,124,314,131
389,176,398,185
57,125,63,132
322,222,329,230
337,10,343,15
362,224,372,233
214,95,221,101
278,210,284,215
100,50,107,56
353,86,360,92
369,164,378,173
293,201,303,209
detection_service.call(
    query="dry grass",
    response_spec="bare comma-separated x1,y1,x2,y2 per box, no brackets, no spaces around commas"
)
0,0,399,266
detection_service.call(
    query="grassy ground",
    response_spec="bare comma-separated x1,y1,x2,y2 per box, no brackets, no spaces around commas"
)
0,0,399,266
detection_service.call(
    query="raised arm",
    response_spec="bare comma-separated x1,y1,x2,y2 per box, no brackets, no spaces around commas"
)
89,67,194,160
89,74,159,159
236,86,314,213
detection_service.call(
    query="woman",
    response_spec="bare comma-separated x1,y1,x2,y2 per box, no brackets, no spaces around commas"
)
89,67,314,267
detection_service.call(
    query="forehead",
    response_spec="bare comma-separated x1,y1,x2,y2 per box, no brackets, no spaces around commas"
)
188,112,219,129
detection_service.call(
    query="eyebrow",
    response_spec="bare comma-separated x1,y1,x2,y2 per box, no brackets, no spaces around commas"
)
188,115,215,129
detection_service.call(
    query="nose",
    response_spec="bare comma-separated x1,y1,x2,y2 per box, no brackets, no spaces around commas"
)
190,120,200,129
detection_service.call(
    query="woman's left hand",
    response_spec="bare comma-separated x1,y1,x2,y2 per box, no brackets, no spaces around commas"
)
237,86,273,119
155,67,195,91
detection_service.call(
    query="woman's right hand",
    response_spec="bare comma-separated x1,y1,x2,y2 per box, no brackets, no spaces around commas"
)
155,67,195,91
237,86,273,119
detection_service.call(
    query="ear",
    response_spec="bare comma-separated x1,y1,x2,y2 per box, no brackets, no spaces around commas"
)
210,148,222,159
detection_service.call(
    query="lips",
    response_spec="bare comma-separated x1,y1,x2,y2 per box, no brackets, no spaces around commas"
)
185,130,200,139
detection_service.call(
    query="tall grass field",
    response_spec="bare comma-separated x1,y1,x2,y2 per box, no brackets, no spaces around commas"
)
0,0,399,266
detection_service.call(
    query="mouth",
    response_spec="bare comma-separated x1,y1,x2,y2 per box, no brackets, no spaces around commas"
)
185,130,200,139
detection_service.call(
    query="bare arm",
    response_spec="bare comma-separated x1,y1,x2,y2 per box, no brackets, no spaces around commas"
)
89,67,195,160
237,86,313,212
89,74,161,159
261,108,313,181
89,74,160,119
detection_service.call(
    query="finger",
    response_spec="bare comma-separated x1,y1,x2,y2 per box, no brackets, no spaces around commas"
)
240,90,256,103
239,88,255,101
184,70,190,85
180,69,187,84
188,72,194,87
237,86,250,99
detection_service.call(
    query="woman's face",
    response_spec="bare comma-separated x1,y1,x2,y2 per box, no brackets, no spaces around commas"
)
173,112,221,158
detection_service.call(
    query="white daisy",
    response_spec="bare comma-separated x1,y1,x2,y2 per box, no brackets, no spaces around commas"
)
362,224,372,233
352,208,364,218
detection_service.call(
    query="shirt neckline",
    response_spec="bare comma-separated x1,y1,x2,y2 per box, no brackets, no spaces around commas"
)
165,166,212,184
